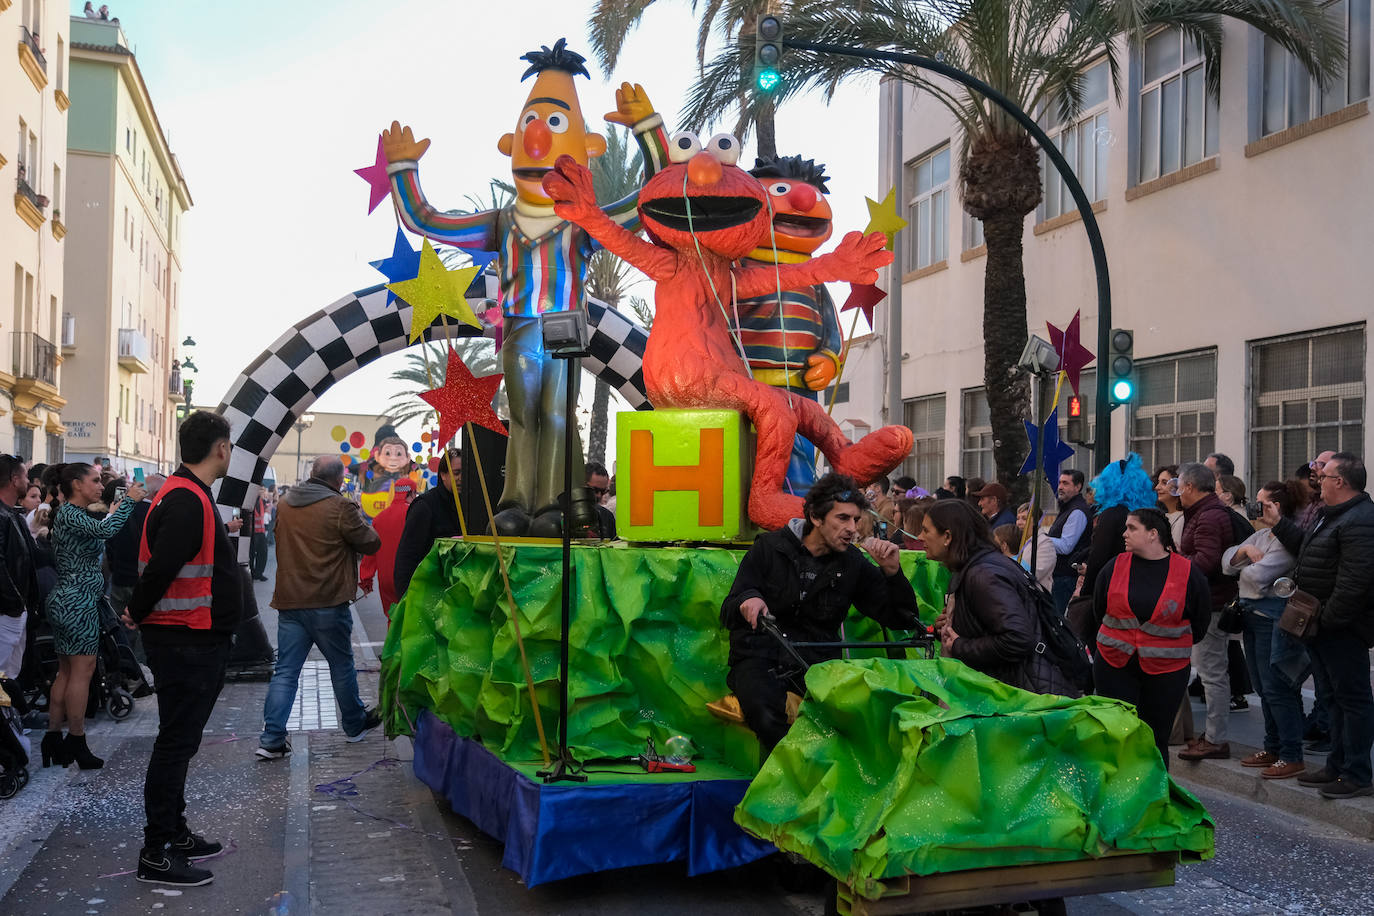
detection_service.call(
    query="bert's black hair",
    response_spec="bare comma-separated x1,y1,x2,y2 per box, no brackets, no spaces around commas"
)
750,154,830,193
520,38,590,81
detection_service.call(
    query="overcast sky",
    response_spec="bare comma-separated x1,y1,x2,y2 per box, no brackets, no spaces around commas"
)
89,0,883,437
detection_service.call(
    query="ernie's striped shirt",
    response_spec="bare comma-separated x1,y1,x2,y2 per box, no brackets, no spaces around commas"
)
387,117,669,319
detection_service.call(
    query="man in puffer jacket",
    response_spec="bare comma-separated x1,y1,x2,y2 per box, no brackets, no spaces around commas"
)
1269,452,1374,799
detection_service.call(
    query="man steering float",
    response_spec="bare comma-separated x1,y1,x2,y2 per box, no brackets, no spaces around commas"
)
721,473,922,755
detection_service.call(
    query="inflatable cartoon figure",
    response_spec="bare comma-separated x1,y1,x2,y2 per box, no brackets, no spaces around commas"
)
359,424,418,519
543,135,913,529
732,155,842,496
381,40,669,537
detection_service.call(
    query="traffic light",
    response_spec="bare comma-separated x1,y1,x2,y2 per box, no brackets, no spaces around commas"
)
1108,328,1135,406
1066,395,1084,444
754,15,783,93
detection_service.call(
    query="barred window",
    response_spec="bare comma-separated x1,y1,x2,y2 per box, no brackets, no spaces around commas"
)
903,394,946,489
46,433,63,463
14,426,33,462
1130,349,1217,472
961,388,996,481
1250,325,1364,490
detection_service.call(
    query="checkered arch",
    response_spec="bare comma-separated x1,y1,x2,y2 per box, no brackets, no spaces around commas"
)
213,283,650,534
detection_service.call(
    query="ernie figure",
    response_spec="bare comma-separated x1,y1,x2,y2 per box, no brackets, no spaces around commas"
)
731,155,843,497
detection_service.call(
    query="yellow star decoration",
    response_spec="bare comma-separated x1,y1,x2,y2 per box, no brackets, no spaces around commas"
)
388,239,483,343
863,188,909,251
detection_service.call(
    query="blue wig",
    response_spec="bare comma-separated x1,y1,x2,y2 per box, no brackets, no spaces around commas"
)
1090,452,1157,511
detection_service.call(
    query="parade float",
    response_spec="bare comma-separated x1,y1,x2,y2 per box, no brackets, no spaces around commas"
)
209,37,1212,914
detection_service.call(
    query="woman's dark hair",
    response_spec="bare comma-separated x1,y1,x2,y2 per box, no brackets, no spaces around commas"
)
802,473,870,534
1154,464,1179,480
945,475,966,499
101,477,127,506
903,496,935,535
179,410,232,464
923,499,993,569
1217,474,1246,506
893,475,917,492
58,462,95,499
1259,479,1306,519
1128,507,1175,551
42,463,64,507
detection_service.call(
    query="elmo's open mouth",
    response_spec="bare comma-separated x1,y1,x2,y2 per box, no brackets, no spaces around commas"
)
773,213,831,237
642,195,762,232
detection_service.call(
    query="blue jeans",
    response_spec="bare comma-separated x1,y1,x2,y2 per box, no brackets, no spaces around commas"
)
1308,628,1374,786
1051,574,1076,616
1241,600,1306,762
260,605,367,747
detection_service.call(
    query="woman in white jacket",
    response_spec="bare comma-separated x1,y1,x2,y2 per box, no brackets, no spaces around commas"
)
1222,479,1308,780
1011,502,1055,590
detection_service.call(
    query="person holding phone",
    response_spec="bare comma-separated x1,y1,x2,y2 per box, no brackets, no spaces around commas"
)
721,474,921,755
44,463,146,769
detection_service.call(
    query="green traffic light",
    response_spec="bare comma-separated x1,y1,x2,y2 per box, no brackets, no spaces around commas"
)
1112,379,1133,401
756,67,781,92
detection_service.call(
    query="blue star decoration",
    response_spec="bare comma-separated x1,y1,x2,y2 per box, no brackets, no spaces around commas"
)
370,229,422,306
1020,407,1077,480
462,248,499,272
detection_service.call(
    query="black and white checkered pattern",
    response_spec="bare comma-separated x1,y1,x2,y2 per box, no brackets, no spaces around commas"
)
212,284,651,561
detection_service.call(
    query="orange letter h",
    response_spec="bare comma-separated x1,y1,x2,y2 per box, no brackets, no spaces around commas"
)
629,427,725,527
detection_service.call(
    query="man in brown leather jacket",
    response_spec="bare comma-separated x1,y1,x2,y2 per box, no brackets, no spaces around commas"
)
257,455,382,760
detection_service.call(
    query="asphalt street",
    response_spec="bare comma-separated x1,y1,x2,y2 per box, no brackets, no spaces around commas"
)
2,557,1373,915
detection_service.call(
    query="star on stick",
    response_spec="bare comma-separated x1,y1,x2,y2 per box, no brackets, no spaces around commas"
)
863,188,909,251
1019,407,1077,481
369,229,422,306
389,240,482,343
354,135,392,215
841,283,888,328
1047,311,1096,397
420,346,506,449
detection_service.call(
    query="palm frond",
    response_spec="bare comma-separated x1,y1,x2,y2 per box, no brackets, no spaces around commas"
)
588,0,664,74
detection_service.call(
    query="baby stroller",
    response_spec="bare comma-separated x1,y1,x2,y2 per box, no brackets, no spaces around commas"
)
0,676,30,798
25,600,138,722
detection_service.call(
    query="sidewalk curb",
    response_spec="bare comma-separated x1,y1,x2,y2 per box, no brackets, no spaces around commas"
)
1171,742,1374,839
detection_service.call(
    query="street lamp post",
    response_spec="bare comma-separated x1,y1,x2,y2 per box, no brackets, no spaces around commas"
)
293,413,315,484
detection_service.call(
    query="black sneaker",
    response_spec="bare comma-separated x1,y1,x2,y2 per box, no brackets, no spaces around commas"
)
170,831,222,861
346,707,383,743
1229,695,1250,712
1319,778,1374,800
255,739,292,760
1297,768,1339,787
137,850,213,886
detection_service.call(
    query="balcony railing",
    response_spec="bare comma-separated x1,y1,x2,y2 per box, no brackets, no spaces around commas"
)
118,328,152,372
20,25,46,73
12,331,57,386
15,173,46,211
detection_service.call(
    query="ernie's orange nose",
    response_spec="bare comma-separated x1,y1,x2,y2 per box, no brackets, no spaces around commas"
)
687,151,723,187
523,120,552,160
787,182,818,212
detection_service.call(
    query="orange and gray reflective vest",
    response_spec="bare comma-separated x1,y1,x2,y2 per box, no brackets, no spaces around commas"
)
1096,552,1194,674
137,475,215,629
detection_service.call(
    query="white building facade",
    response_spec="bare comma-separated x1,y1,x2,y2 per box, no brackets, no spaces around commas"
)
1,0,71,462
60,15,191,475
842,12,1371,495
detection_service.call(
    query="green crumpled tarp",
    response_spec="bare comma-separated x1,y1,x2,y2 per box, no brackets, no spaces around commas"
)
734,657,1214,894
380,539,948,764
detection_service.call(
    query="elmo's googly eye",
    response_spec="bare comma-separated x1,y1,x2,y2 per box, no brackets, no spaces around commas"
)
706,133,741,165
668,131,702,163
768,181,792,197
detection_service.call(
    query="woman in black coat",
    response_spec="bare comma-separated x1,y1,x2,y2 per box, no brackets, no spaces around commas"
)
923,500,1078,697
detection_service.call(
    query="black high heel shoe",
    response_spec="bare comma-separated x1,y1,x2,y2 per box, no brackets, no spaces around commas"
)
64,733,104,770
40,731,70,768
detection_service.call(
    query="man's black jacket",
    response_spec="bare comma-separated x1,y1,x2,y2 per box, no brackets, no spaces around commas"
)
393,484,463,599
721,520,920,667
0,504,41,618
1273,491,1374,646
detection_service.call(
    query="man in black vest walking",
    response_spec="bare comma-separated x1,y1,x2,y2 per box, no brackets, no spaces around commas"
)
1047,470,1090,614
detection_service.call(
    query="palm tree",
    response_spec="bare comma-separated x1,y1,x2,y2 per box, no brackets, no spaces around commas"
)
384,339,505,427
588,0,783,157
683,0,1342,488
585,125,650,464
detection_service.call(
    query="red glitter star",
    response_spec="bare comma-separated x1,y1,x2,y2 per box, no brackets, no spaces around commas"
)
419,347,506,449
1047,310,1096,397
841,283,888,328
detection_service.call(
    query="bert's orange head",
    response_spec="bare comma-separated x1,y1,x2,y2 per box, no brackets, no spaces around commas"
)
499,39,606,206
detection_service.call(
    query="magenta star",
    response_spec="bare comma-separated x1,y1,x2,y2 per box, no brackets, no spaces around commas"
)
354,135,391,215
1047,310,1096,397
841,283,888,328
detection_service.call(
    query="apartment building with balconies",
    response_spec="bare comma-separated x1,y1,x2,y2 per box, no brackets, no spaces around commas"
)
0,0,70,462
60,13,191,475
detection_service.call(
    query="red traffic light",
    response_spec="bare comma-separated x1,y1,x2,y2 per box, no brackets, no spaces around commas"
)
1068,395,1082,418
